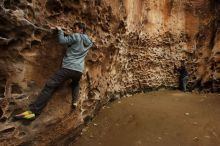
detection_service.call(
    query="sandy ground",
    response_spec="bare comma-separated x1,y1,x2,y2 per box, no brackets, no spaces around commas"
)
70,90,220,146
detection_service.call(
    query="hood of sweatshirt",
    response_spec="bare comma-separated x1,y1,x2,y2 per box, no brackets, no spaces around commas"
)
80,34,93,47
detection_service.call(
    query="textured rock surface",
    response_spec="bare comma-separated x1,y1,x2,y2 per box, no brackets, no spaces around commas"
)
0,0,220,145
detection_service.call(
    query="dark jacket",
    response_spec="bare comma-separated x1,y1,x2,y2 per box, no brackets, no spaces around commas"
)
178,66,188,78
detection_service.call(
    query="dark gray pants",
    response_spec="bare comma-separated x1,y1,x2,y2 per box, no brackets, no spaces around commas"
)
180,76,188,92
29,68,82,115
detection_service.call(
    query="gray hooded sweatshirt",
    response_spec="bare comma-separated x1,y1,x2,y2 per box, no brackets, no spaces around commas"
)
58,30,93,73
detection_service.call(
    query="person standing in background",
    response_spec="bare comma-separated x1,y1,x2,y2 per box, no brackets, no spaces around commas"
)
174,61,189,92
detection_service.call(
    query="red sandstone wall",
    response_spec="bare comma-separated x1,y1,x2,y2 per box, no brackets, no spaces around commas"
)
0,0,220,145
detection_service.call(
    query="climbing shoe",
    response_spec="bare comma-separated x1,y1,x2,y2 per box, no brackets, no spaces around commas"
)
14,110,35,120
22,113,35,120
72,102,78,109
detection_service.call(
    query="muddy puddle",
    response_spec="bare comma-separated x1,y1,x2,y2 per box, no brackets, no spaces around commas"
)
69,90,220,146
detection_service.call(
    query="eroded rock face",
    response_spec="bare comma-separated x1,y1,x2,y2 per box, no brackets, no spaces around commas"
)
0,0,220,145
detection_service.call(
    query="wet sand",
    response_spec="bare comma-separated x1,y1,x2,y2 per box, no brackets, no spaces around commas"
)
71,90,220,146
